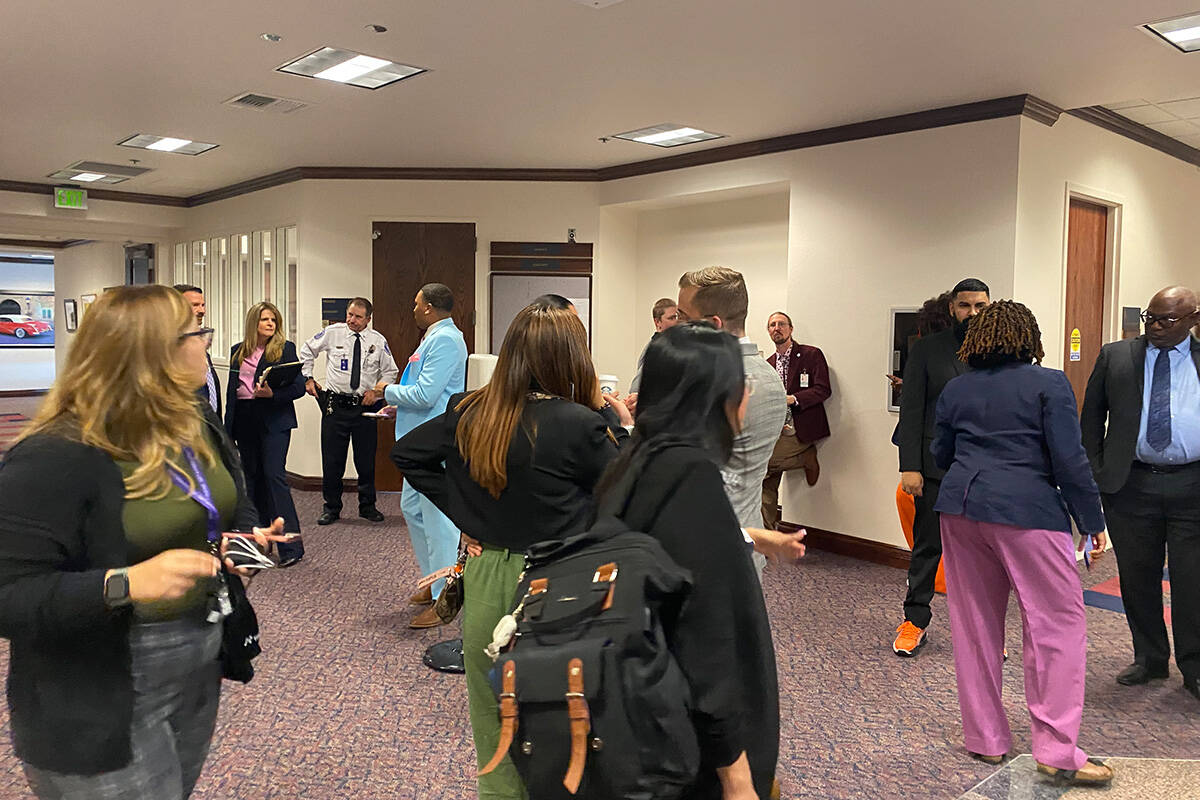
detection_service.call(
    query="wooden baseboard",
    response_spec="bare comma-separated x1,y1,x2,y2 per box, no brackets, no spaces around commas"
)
286,472,358,492
0,389,48,397
779,520,911,570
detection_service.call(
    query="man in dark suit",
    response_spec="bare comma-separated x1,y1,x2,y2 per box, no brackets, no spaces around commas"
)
761,312,831,530
1081,285,1200,700
175,284,221,416
893,277,990,656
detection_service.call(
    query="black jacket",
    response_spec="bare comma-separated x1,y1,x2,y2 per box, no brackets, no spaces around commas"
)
1080,334,1200,494
224,340,306,436
896,328,968,480
391,393,625,552
616,445,779,800
0,405,257,775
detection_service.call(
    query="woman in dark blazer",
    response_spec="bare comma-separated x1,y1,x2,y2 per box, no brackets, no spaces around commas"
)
392,299,630,800
226,301,306,565
931,300,1112,787
0,286,278,799
595,322,778,800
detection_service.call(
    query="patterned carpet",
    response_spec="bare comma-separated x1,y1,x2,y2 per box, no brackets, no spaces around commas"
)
0,413,30,459
0,487,1196,799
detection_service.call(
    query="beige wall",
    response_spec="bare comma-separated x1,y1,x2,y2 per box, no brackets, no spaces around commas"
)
600,118,1021,546
1015,114,1200,370
52,241,127,374
629,191,790,364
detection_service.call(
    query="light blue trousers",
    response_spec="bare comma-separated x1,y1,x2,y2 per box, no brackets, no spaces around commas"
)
400,479,460,598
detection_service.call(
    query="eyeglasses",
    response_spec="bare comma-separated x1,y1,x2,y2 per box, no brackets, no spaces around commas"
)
180,327,215,342
1140,310,1197,328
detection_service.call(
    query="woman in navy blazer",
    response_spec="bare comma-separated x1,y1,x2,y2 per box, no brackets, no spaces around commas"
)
226,301,306,565
931,301,1112,787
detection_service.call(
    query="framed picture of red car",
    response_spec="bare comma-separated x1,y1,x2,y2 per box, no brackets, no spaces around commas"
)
0,292,55,347
64,299,78,332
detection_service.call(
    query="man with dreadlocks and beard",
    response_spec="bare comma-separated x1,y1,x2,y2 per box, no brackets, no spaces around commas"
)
930,300,1113,787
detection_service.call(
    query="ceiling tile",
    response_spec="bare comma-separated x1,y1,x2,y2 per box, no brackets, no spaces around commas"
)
1117,105,1177,125
1146,119,1200,137
1156,97,1200,120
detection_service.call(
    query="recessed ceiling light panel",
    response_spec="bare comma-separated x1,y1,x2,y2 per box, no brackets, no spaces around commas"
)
278,46,425,89
612,123,725,148
71,173,105,182
118,134,219,155
46,160,152,184
1144,12,1200,52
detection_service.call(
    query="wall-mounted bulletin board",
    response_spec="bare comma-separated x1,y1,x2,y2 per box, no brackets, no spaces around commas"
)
489,241,593,354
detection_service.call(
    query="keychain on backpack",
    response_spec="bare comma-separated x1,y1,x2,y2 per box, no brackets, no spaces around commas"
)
486,569,531,661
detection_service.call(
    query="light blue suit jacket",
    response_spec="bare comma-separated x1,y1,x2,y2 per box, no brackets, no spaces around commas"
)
385,318,467,440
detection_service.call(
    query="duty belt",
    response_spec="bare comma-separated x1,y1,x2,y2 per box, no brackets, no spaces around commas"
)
318,389,363,415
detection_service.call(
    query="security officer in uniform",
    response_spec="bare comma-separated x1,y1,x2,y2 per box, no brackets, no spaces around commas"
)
299,297,399,525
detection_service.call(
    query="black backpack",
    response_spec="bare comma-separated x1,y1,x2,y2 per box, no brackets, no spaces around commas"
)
480,495,698,799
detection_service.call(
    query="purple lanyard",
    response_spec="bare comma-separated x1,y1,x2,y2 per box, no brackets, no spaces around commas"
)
167,447,220,550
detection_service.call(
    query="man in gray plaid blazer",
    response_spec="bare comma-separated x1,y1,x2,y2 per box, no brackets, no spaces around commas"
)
677,267,788,577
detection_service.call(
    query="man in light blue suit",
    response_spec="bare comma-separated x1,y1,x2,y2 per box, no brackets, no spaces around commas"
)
378,283,467,628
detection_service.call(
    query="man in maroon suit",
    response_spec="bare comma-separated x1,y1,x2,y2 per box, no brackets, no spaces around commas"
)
761,311,831,529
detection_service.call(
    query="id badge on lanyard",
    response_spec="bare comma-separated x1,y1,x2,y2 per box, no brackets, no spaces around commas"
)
167,447,231,619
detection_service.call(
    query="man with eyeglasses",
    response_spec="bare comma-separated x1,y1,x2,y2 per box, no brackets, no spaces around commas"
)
1082,285,1200,702
174,284,220,416
677,267,788,579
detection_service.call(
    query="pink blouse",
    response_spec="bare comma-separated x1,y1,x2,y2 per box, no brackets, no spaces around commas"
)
236,347,264,400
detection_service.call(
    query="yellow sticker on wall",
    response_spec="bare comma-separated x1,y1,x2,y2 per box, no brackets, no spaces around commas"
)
1070,328,1082,362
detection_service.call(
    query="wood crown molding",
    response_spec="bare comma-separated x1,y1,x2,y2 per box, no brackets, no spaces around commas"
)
0,389,49,397
0,237,92,251
1067,106,1200,169
0,93,1065,209
778,520,912,570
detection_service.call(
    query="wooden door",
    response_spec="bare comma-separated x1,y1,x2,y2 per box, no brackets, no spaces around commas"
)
371,222,476,491
1064,198,1108,412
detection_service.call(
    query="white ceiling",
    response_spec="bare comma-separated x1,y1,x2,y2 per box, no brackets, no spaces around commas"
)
2,0,1200,197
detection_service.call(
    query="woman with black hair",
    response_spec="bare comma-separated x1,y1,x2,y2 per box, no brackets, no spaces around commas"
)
595,321,778,800
931,300,1112,786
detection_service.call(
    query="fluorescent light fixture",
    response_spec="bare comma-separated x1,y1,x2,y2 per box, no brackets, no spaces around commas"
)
278,47,426,90
145,137,192,152
314,54,391,83
1145,12,1200,52
612,123,725,148
71,172,105,182
118,134,218,155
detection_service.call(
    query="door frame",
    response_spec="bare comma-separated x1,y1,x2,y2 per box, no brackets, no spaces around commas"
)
364,214,483,352
1059,183,1123,346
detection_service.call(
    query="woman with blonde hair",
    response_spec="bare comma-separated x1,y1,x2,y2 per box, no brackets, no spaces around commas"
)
224,301,307,565
0,284,280,799
392,299,631,799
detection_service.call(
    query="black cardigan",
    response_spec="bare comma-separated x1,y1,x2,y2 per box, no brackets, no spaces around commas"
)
617,445,780,800
0,406,257,775
391,393,626,551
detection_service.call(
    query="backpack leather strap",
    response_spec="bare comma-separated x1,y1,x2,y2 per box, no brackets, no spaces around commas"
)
563,657,591,793
479,660,518,776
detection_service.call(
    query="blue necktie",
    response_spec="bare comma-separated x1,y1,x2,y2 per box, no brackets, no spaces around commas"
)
1146,346,1172,452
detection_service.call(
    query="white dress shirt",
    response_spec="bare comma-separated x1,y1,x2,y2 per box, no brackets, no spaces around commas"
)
298,322,399,395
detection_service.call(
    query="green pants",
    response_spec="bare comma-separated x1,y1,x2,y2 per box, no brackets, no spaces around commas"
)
463,546,529,800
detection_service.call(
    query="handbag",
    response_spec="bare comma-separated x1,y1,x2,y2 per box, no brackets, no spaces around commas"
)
432,552,468,624
220,569,261,683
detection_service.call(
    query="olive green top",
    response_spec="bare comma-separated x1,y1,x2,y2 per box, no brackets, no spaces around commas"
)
118,442,237,621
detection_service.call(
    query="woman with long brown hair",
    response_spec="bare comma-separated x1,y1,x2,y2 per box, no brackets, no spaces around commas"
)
391,299,631,800
225,301,307,565
0,285,280,799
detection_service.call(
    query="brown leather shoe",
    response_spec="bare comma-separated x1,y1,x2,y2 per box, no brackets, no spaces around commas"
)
409,604,447,629
1036,757,1114,786
408,585,433,606
800,447,820,486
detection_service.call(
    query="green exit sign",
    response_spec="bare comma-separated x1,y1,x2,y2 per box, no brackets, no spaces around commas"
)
54,187,88,209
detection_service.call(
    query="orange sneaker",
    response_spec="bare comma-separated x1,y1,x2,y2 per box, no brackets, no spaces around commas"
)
893,621,927,656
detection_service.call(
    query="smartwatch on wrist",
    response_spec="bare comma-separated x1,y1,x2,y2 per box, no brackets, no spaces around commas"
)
103,568,132,609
